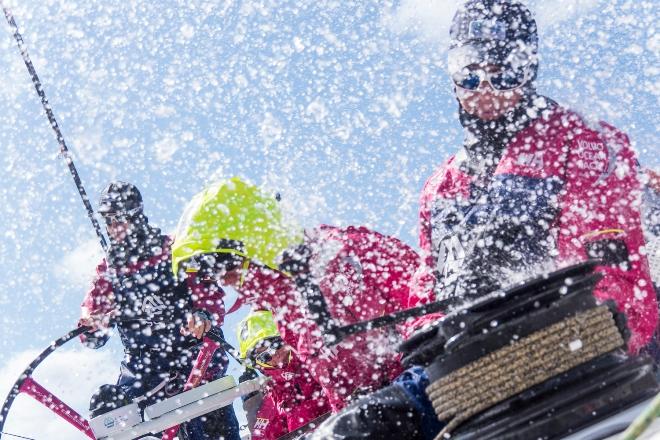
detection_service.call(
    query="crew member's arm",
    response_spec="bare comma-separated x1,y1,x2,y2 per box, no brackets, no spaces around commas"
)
559,125,658,353
240,368,265,431
178,268,229,339
403,169,452,338
78,260,115,349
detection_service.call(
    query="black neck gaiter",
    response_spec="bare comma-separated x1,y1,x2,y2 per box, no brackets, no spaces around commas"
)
456,90,542,179
107,214,164,268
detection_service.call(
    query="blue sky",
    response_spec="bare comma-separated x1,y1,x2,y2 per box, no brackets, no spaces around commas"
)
0,0,657,437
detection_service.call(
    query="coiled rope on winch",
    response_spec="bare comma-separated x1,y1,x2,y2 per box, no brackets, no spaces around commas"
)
426,305,625,439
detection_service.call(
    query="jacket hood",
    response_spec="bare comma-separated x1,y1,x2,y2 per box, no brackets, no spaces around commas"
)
172,177,303,275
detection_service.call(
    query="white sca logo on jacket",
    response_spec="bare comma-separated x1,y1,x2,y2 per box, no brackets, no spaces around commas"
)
516,151,545,169
254,418,269,430
141,295,167,316
437,235,466,282
429,198,470,291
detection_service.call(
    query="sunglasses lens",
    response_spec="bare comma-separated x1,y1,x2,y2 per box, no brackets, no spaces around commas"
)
490,69,526,90
256,351,273,364
252,337,283,366
453,71,481,90
104,214,126,224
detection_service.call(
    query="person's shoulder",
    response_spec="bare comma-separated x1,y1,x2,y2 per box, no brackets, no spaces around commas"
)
314,225,383,250
523,101,585,137
560,106,634,154
422,153,460,191
146,234,172,264
94,258,109,274
126,234,172,271
521,100,588,133
539,101,633,155
541,102,631,146
426,154,458,180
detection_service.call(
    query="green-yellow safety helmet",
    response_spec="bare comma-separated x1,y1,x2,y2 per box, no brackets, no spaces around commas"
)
237,310,281,360
171,177,303,276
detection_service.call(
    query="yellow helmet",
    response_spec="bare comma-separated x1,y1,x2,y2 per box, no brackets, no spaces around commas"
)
237,310,281,360
171,177,303,276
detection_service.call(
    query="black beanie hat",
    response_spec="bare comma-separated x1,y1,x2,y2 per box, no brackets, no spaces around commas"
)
448,0,538,78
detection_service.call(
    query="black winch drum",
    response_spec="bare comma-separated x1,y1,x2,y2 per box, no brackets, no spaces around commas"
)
421,261,659,440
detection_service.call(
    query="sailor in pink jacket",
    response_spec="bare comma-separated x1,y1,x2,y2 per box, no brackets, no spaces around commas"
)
172,184,428,412
240,225,425,411
237,311,330,440
413,0,656,353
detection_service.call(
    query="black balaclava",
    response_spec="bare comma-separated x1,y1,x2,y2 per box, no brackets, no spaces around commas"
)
98,181,162,267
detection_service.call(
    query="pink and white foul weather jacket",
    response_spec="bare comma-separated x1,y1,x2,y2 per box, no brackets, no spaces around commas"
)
250,355,330,440
414,104,657,353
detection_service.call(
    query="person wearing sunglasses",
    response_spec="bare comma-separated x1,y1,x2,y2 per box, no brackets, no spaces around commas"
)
77,181,240,440
236,310,330,440
411,0,656,353
296,1,658,439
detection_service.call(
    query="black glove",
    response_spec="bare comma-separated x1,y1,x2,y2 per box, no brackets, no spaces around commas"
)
398,324,446,368
301,384,426,440
238,368,260,402
279,243,340,344
278,244,313,276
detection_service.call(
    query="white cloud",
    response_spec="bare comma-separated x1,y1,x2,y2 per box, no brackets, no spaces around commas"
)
71,128,111,165
53,238,104,288
384,0,459,45
385,0,603,45
154,135,181,163
532,0,602,27
260,112,284,146
0,348,121,440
